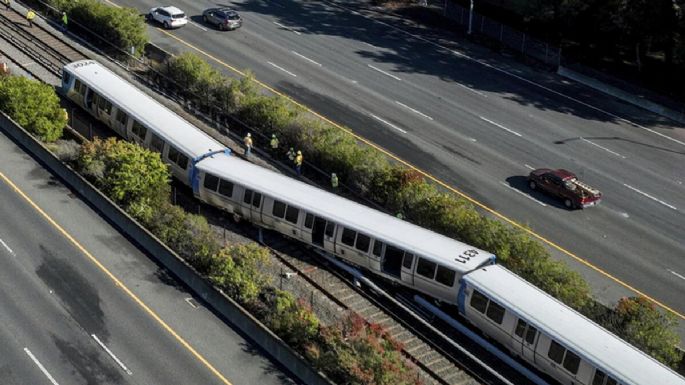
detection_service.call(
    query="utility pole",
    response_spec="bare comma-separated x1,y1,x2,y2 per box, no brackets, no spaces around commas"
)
467,0,474,35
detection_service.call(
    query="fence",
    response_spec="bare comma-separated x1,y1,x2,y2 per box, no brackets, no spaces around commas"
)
431,0,561,67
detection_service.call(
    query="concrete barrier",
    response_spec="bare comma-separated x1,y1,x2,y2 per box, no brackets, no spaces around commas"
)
0,111,333,385
558,66,685,124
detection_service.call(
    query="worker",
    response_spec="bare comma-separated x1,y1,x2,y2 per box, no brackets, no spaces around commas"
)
61,108,69,125
330,172,338,190
2,0,10,12
243,133,253,156
61,11,68,32
286,147,295,162
270,133,279,152
294,150,303,176
26,8,35,28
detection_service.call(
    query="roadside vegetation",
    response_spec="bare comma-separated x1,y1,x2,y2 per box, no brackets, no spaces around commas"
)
0,76,65,142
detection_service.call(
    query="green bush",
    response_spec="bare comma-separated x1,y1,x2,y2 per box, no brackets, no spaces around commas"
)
0,76,65,142
264,290,320,350
77,137,170,211
209,244,271,304
51,0,148,57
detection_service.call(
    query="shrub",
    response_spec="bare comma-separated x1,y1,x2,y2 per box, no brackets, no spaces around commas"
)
46,139,81,162
209,243,271,304
77,137,170,211
51,0,148,57
263,290,319,350
0,76,65,142
165,52,224,98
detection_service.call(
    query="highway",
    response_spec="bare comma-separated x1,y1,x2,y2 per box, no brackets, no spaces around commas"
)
111,0,684,324
0,130,295,384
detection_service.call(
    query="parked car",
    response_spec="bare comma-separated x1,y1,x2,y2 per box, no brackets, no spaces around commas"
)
147,6,188,29
528,168,602,209
202,8,242,31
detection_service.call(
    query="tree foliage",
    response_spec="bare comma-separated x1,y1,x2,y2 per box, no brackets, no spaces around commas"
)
0,76,65,142
77,138,170,210
209,243,271,304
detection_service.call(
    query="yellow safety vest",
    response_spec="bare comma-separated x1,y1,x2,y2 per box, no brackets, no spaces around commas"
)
27,11,36,21
294,154,303,166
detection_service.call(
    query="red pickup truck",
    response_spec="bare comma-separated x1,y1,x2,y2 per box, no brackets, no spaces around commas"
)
528,169,602,209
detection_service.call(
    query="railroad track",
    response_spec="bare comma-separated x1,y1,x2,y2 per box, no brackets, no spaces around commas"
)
0,7,86,77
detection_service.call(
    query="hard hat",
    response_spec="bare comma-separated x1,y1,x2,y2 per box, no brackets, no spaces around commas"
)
289,147,293,151
246,133,251,137
332,173,336,177
297,150,302,155
272,134,276,138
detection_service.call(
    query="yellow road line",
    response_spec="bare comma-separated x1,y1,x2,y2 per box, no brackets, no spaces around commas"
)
107,0,685,320
0,171,233,385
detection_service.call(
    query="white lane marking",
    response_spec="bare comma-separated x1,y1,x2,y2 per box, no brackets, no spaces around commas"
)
323,0,685,147
479,116,522,137
189,21,207,32
623,184,677,211
669,270,685,281
395,101,434,121
0,238,15,256
24,348,60,385
91,335,133,375
370,114,407,133
456,82,487,97
363,42,376,48
267,61,297,77
273,21,301,35
185,297,199,308
291,51,322,67
367,64,401,81
500,182,547,206
524,164,535,170
580,137,626,159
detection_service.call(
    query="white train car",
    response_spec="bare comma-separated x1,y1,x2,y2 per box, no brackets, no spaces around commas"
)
61,60,225,185
192,154,496,304
459,265,685,385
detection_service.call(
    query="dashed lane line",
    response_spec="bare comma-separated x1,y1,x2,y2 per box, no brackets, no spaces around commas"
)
273,21,301,35
669,270,685,281
623,184,677,211
499,182,547,207
370,114,407,133
395,101,433,121
580,137,626,159
189,22,207,32
291,51,322,67
0,237,15,256
0,171,234,385
92,334,132,375
480,116,522,137
24,348,60,385
111,2,685,320
367,64,401,81
267,61,297,77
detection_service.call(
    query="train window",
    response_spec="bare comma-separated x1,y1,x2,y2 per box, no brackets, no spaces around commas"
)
150,134,164,153
74,79,86,96
547,340,565,365
272,200,286,218
402,253,414,269
525,325,537,344
606,377,617,385
372,240,383,257
470,290,488,314
325,221,335,237
63,72,72,85
168,146,188,170
116,110,128,126
515,319,527,338
355,233,370,252
252,192,261,208
416,258,437,279
285,206,299,224
132,120,147,139
304,213,313,229
592,370,606,385
563,350,580,374
244,189,253,204
341,228,356,247
485,301,505,324
97,95,112,114
435,265,456,286
203,174,219,191
218,179,234,197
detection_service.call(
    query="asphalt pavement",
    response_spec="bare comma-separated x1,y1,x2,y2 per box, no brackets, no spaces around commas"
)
68,0,685,343
0,130,296,384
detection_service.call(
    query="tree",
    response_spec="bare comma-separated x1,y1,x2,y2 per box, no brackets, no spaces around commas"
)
0,76,66,142
77,138,170,209
209,243,271,304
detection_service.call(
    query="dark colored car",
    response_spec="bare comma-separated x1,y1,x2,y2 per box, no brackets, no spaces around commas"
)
202,8,242,31
528,168,602,209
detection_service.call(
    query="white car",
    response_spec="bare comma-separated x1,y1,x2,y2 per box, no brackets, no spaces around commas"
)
147,6,188,29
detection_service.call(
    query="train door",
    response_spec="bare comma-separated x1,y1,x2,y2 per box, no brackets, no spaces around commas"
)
311,216,326,247
242,189,262,223
113,109,128,137
400,253,415,285
381,244,404,279
322,221,337,253
511,319,538,363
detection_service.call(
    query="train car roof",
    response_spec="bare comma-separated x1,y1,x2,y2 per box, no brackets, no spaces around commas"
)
197,154,495,273
463,265,685,385
64,60,223,158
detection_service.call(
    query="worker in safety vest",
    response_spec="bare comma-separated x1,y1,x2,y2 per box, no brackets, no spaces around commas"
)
243,133,253,156
61,108,68,125
331,173,338,190
294,150,303,176
2,0,10,11
26,9,35,28
286,147,295,162
270,134,279,152
61,12,68,32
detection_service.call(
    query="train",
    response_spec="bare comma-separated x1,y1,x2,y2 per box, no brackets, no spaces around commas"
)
61,60,685,385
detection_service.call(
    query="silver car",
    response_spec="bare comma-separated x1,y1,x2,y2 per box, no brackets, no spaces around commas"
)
202,8,242,31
